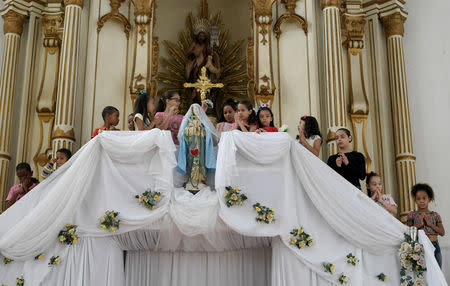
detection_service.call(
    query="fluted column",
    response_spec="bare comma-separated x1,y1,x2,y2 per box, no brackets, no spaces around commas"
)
0,10,27,209
381,12,416,221
52,0,83,153
321,0,347,155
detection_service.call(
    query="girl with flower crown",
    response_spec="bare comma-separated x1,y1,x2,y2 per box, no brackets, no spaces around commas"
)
133,90,160,131
297,116,322,157
256,105,278,133
366,172,397,215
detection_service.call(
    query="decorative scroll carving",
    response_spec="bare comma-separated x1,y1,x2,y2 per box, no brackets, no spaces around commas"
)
274,0,307,38
97,0,131,39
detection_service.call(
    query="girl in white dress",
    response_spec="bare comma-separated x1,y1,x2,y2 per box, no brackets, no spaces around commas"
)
297,115,322,157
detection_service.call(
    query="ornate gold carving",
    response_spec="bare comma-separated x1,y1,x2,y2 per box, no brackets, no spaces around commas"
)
183,67,224,102
252,0,276,17
274,0,307,38
247,37,255,104
97,0,132,39
381,13,405,38
42,14,64,52
343,15,365,54
150,36,159,98
131,0,154,19
64,0,84,8
326,129,336,143
321,0,341,10
259,75,273,96
52,127,75,140
2,10,27,35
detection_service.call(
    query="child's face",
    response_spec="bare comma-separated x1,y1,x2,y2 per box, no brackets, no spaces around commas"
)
16,169,32,184
223,105,235,123
107,111,120,126
166,93,181,110
147,97,155,114
128,115,135,130
336,130,351,149
55,152,68,167
415,190,431,209
298,120,305,133
259,110,272,127
237,104,252,121
367,176,382,194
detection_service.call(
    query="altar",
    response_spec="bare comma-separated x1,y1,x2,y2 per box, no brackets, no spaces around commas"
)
0,130,446,286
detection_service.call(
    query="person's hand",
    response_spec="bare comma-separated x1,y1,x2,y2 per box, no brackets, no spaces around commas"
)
108,125,116,130
299,130,307,145
22,177,32,191
13,186,26,196
50,158,57,164
202,102,208,112
168,106,177,116
423,216,433,227
340,152,349,165
336,156,343,167
234,113,241,125
371,190,379,202
418,213,425,227
376,190,383,203
154,116,163,125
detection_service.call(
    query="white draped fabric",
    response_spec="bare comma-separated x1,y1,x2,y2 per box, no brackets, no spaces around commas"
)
0,130,447,286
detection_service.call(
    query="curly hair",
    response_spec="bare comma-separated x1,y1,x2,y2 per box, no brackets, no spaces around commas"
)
411,183,435,201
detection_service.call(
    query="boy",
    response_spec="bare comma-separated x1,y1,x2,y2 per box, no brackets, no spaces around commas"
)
5,163,39,209
42,148,72,179
92,106,120,138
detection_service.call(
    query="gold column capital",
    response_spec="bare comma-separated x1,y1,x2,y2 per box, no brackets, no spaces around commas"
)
344,15,366,53
2,10,27,36
64,0,84,8
42,14,64,49
381,12,406,38
252,0,276,18
131,0,154,23
321,0,341,10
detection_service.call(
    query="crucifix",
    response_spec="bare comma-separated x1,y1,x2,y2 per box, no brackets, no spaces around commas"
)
183,66,224,103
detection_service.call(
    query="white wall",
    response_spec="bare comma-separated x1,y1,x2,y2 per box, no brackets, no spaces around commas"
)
404,0,450,277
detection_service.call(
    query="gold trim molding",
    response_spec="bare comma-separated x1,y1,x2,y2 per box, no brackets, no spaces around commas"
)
381,12,405,38
343,15,365,55
252,0,276,17
97,0,131,39
274,0,307,38
52,127,75,141
2,10,27,35
64,0,84,8
321,0,341,10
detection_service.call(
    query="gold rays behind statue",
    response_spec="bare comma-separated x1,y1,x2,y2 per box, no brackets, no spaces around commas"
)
157,0,249,115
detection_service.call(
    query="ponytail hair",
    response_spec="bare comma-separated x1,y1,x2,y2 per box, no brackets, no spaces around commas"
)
238,100,257,125
156,91,179,113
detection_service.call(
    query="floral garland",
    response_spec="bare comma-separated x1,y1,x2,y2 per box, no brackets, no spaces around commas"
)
224,186,247,207
16,276,24,286
34,254,45,261
48,256,60,266
253,203,275,224
289,227,313,249
338,273,348,284
135,189,161,210
58,223,78,245
3,258,12,265
346,253,358,266
99,211,120,232
323,262,334,274
377,273,388,281
398,234,426,286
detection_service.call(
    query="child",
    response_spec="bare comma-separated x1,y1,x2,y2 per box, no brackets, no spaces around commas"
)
327,128,366,189
256,106,278,133
133,90,160,131
298,115,322,157
232,100,258,132
92,106,120,138
42,148,72,179
366,172,397,215
5,163,39,209
407,183,445,268
155,91,184,145
127,113,135,131
216,99,237,133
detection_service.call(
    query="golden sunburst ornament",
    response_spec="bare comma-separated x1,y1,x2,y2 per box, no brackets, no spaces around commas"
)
157,0,249,116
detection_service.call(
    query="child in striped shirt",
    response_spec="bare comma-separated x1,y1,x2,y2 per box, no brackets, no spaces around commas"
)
41,148,72,179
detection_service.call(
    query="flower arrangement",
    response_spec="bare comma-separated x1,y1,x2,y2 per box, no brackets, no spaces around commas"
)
135,189,161,210
323,262,334,274
48,256,60,266
346,253,358,266
58,223,78,245
16,276,24,286
289,227,313,249
99,211,120,232
338,273,348,284
224,186,247,207
377,273,388,281
3,258,12,265
253,203,275,224
398,233,426,286
34,254,45,261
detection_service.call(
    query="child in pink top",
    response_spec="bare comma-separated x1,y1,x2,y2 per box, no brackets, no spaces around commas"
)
216,99,237,133
366,172,397,215
6,162,39,209
155,91,183,145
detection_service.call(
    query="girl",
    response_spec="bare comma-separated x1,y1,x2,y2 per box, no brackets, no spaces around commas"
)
155,91,184,145
298,115,322,157
127,113,135,131
6,163,39,209
256,106,278,133
407,184,445,268
134,90,159,131
327,128,366,189
232,100,258,132
366,172,397,215
42,148,72,179
216,99,237,133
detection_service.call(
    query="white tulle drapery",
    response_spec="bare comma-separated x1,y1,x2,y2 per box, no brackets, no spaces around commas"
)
0,130,447,286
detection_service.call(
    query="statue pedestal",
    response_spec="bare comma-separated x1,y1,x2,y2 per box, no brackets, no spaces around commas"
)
185,181,207,195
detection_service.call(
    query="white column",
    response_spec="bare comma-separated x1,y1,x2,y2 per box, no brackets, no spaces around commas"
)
52,0,83,153
382,12,416,221
0,10,26,209
321,0,346,155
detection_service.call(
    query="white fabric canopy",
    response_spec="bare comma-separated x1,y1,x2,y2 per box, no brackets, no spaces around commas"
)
0,130,446,286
